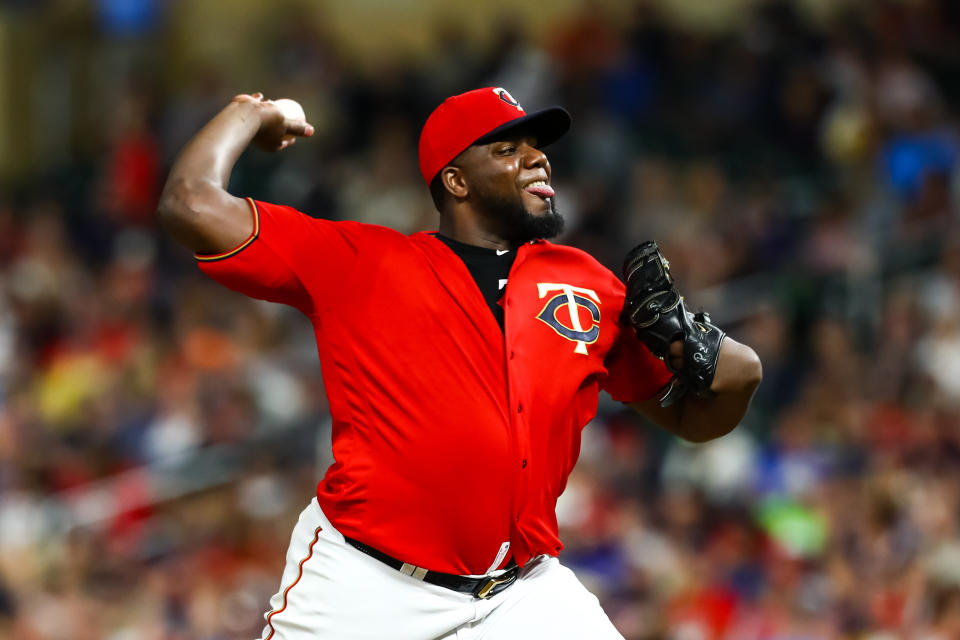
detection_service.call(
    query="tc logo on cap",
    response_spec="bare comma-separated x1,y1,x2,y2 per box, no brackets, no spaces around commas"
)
493,87,523,111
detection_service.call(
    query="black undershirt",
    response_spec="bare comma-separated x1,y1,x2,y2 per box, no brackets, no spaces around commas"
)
436,234,516,333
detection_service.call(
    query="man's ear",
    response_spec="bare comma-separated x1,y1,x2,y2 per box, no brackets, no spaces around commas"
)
441,166,468,199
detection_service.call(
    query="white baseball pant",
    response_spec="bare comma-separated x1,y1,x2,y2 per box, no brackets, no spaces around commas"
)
260,498,625,640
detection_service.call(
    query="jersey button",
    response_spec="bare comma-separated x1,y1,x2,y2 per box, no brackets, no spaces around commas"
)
517,404,523,413
522,459,527,469
510,351,515,360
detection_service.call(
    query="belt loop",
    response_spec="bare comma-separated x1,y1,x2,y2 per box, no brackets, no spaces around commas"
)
399,563,429,581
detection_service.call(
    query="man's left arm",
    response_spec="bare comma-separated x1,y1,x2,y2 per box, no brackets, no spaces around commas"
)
630,336,762,443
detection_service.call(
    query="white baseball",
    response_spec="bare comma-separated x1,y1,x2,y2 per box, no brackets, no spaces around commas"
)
272,98,306,144
273,98,306,122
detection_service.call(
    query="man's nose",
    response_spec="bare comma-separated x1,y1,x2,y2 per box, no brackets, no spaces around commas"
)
521,142,548,169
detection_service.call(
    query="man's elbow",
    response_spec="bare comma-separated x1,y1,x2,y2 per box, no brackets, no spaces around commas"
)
720,339,763,395
157,178,202,233
679,350,762,444
156,178,228,250
742,348,763,393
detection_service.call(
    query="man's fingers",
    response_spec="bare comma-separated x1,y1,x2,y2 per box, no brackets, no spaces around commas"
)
233,92,264,103
668,340,683,371
285,120,315,137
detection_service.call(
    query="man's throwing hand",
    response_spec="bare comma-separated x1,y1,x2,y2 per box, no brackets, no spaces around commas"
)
233,93,314,152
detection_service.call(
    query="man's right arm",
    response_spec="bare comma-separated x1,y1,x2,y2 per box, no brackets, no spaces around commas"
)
157,93,314,254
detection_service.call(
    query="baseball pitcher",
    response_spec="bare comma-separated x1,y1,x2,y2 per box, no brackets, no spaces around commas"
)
157,87,762,639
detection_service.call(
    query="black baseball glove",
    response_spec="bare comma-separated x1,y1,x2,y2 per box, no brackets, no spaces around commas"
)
622,241,726,407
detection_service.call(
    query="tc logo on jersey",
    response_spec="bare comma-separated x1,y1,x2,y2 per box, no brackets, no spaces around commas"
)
492,87,523,111
536,283,601,355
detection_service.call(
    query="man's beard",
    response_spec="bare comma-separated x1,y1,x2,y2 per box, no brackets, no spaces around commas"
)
473,187,565,246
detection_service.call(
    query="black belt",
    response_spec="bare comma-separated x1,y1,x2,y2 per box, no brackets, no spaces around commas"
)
343,536,519,599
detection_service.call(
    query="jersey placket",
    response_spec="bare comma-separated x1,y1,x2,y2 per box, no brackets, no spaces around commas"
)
502,242,534,562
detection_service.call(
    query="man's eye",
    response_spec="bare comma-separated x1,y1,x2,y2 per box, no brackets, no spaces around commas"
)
500,145,516,154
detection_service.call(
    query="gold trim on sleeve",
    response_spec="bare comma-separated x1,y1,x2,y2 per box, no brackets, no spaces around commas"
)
195,198,261,262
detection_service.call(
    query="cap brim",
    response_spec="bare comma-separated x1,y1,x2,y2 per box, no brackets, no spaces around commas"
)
473,107,571,148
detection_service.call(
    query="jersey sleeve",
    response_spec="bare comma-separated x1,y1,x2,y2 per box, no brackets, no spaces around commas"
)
601,321,673,404
195,198,361,315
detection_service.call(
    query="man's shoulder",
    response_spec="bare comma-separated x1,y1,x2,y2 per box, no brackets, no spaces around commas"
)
299,212,417,248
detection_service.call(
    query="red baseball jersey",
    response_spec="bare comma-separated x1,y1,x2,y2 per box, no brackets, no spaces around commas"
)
197,199,671,575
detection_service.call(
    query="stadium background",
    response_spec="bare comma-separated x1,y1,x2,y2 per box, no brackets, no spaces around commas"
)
2,0,960,638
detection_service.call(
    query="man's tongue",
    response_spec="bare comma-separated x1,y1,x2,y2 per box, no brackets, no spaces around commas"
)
525,184,555,198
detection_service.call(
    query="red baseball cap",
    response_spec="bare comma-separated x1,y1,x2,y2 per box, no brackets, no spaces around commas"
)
418,87,571,185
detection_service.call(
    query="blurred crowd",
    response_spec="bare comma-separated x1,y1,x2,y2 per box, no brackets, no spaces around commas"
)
3,0,960,638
